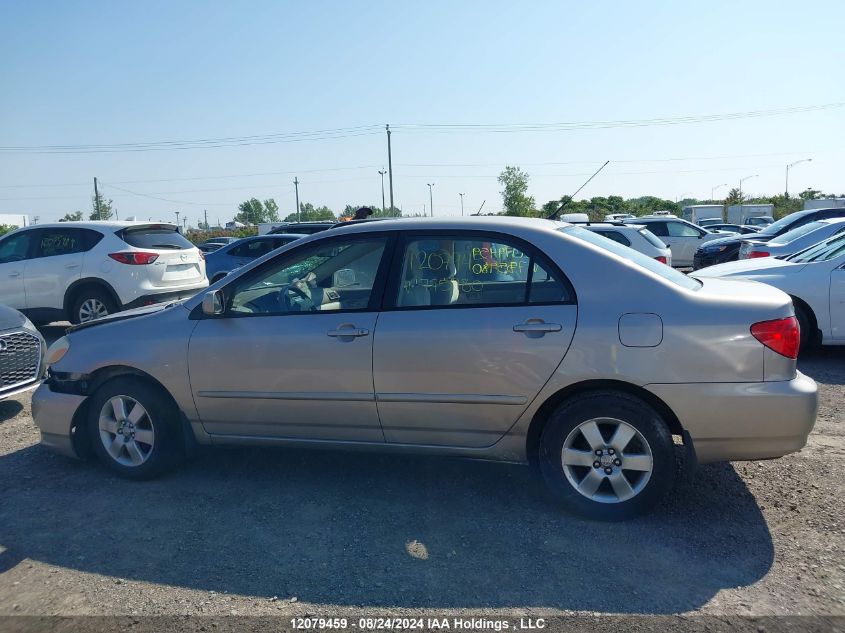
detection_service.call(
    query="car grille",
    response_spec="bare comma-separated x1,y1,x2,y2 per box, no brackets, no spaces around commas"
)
0,331,42,391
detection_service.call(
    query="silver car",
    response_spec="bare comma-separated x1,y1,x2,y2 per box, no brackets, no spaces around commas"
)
0,304,45,400
32,217,817,520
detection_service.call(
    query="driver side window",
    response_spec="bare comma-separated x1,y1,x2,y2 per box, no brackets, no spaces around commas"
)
227,237,388,315
0,232,33,264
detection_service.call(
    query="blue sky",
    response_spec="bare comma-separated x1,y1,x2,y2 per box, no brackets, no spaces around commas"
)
1,0,843,224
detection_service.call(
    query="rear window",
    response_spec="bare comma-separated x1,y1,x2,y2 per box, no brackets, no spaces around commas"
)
638,228,667,249
769,220,825,245
119,226,194,250
564,226,701,290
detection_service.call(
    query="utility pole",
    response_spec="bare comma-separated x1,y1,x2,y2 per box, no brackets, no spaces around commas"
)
386,124,394,215
378,168,387,215
204,209,209,231
93,177,101,220
785,158,812,197
183,217,187,231
175,210,180,227
459,192,465,216
427,183,435,217
293,177,301,223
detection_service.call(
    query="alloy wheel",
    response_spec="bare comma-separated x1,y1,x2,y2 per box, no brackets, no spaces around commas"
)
98,395,155,467
561,417,653,503
79,298,109,322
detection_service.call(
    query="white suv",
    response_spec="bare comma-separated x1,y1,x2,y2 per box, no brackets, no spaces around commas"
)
579,223,673,266
0,222,208,324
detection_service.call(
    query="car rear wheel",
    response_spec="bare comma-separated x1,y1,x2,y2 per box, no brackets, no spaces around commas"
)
71,288,117,324
794,302,814,353
539,391,675,520
87,377,183,479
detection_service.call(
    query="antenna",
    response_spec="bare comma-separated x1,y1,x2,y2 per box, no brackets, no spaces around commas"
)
473,199,487,216
548,160,610,220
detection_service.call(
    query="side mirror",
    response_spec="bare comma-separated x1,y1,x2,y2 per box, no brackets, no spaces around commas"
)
202,289,225,316
333,268,357,288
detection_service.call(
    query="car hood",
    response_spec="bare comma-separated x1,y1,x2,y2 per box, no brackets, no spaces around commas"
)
692,256,800,278
0,304,27,330
66,302,184,334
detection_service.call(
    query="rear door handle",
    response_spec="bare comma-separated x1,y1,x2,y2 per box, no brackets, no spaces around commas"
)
327,326,369,338
65,263,79,269
513,321,562,334
8,271,21,277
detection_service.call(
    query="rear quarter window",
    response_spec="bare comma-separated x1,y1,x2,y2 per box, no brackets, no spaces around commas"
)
638,229,667,249
120,227,195,250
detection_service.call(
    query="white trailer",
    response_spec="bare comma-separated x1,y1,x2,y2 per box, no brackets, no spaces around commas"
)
727,204,774,224
804,198,845,210
682,205,724,224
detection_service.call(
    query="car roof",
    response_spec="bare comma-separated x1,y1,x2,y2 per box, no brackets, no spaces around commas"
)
325,215,566,235
11,221,177,231
581,223,644,231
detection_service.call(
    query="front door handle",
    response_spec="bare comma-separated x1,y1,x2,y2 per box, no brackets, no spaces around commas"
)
327,325,369,338
8,271,21,277
513,320,562,334
65,263,79,269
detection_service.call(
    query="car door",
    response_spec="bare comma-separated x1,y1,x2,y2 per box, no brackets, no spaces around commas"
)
188,233,393,440
23,227,87,311
0,230,34,310
372,231,577,448
664,220,707,266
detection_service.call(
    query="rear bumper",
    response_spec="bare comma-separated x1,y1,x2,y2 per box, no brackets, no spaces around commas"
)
693,250,736,270
646,372,818,463
122,285,207,310
31,382,87,459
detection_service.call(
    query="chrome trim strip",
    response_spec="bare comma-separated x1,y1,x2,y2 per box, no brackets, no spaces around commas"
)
376,393,527,405
196,391,375,402
0,379,42,401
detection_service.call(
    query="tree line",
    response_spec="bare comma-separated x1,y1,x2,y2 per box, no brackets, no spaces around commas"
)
498,165,843,221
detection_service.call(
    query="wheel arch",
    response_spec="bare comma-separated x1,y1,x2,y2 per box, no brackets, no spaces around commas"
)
64,278,122,317
72,365,192,459
789,294,820,345
525,379,685,470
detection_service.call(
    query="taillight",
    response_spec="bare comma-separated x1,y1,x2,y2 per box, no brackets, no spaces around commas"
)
748,251,770,259
198,250,205,261
109,252,159,265
751,316,800,359
654,255,668,265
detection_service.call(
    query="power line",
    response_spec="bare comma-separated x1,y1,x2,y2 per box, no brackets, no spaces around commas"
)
1,103,840,155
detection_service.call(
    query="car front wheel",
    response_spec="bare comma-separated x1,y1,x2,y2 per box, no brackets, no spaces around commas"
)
87,377,183,479
539,390,675,520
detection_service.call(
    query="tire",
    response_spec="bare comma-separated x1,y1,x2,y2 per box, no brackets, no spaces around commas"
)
70,287,117,324
87,377,183,479
539,390,675,521
794,302,814,353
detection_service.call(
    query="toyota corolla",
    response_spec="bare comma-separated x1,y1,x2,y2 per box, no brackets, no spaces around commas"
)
32,217,817,520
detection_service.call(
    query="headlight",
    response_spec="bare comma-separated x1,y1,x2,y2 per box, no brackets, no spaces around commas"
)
45,336,71,366
21,315,38,332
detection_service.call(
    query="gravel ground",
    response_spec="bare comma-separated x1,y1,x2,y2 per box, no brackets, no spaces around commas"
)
0,340,843,619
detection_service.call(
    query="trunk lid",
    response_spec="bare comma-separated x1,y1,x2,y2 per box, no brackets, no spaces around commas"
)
117,224,206,288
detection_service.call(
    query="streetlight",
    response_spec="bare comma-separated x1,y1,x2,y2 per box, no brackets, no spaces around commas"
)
378,168,387,215
175,210,180,227
785,158,812,197
738,174,758,210
427,183,435,216
676,191,692,203
711,183,728,201
459,193,465,216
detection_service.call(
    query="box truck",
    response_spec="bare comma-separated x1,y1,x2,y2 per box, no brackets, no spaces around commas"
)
804,198,845,210
682,205,724,225
727,204,774,225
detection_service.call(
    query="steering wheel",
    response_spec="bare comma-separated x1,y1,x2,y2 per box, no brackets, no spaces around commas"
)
281,281,318,312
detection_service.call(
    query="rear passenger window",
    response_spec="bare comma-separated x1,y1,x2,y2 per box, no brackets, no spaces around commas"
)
35,229,86,257
645,222,668,237
229,240,274,258
395,235,573,308
595,230,631,246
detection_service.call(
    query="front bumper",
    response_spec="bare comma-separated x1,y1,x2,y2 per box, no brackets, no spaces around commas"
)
647,372,818,463
31,382,87,459
0,378,42,401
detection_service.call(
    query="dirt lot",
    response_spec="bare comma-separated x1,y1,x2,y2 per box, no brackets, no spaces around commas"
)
0,341,843,618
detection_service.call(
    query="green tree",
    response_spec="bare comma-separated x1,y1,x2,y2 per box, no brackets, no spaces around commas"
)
724,188,742,205
498,166,536,217
88,192,115,221
284,202,337,222
61,211,84,222
0,224,14,236
235,197,280,224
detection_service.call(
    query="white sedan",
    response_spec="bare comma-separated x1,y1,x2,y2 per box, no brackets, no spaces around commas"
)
694,232,845,350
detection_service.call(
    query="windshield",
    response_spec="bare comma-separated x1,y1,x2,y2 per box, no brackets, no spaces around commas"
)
769,221,826,245
785,233,845,263
564,226,700,290
758,213,809,236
